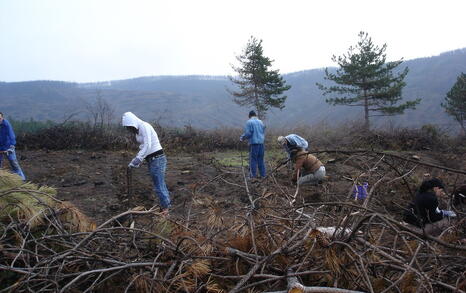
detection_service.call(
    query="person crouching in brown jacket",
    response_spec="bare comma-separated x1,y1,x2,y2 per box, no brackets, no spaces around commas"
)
291,149,326,185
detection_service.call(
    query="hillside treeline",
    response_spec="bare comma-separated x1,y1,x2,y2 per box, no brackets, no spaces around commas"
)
1,48,466,130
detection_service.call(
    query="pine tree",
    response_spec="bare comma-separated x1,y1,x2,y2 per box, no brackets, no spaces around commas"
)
229,36,291,119
317,32,420,130
441,72,466,134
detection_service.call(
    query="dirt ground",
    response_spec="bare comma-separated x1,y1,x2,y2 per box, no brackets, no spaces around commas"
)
2,148,465,293
10,150,211,224
4,148,464,226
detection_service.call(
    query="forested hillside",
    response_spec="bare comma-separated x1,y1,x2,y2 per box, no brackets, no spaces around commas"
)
1,48,465,130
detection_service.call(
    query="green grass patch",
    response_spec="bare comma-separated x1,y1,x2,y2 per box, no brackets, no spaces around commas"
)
213,148,287,167
215,151,246,167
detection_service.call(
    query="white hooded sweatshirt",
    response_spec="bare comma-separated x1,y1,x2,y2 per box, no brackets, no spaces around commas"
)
121,112,162,161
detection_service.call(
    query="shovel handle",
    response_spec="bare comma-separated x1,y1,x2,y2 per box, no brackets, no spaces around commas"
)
126,167,133,197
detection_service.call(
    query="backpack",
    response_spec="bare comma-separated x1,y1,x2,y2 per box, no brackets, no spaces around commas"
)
352,182,368,200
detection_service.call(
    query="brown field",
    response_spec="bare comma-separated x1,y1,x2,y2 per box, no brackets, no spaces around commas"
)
15,149,465,223
2,147,465,292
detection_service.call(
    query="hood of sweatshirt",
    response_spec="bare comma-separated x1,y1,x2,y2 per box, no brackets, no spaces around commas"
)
121,112,143,129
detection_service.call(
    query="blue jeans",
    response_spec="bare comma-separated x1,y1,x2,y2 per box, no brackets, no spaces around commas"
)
249,144,266,178
147,155,171,209
0,149,26,181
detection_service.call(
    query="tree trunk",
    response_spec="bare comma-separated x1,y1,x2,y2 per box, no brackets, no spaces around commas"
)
254,86,262,119
363,91,370,131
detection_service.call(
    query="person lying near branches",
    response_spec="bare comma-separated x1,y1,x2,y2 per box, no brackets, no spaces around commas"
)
290,149,326,186
403,178,457,235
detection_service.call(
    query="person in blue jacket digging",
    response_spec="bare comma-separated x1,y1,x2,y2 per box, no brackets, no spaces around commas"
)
277,134,309,158
240,110,266,179
0,112,26,181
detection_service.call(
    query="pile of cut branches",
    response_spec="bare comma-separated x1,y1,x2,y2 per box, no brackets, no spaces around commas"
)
1,149,466,292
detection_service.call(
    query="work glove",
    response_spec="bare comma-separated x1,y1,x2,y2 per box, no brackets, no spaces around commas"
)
442,210,457,218
6,145,15,155
128,157,142,168
239,136,244,142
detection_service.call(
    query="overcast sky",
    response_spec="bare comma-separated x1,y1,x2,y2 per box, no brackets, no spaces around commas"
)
1,0,465,83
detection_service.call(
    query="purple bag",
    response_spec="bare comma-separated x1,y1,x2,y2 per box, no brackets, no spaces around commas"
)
353,182,368,200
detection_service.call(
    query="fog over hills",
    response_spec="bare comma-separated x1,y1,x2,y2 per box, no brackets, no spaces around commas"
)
1,48,465,131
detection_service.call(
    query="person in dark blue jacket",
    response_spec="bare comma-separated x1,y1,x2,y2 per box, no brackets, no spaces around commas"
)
403,178,456,235
0,112,26,181
240,110,266,179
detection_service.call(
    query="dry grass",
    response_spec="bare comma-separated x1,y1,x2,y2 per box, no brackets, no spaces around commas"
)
0,170,56,228
0,170,95,233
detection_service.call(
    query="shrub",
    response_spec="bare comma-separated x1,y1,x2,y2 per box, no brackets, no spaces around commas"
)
18,122,130,150
10,118,56,135
14,119,463,153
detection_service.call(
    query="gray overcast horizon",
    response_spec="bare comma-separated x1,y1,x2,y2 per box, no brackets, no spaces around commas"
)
1,0,465,83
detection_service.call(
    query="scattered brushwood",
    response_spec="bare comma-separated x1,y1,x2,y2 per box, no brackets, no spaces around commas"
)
18,122,244,153
0,170,97,289
282,122,463,152
17,123,129,151
15,119,465,154
1,150,465,292
158,125,243,153
355,125,449,151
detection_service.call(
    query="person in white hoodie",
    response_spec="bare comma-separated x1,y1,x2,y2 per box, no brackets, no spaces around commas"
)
122,112,171,214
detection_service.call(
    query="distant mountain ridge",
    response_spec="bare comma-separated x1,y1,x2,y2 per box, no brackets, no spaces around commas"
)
1,48,466,131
